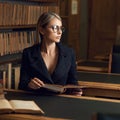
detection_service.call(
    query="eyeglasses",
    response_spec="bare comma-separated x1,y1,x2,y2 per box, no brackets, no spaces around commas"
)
48,25,65,33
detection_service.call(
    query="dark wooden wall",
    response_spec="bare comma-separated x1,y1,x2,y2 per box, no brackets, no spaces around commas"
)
60,0,120,60
88,0,120,59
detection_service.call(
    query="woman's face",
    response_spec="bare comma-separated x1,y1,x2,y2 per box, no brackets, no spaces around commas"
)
40,17,64,43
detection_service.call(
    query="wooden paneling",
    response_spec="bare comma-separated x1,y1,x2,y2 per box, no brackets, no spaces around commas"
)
88,0,117,59
68,0,81,59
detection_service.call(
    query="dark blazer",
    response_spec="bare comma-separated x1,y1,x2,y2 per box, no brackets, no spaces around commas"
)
18,43,78,91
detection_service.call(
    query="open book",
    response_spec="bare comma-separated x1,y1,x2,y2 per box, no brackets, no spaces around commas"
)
43,84,85,93
0,99,44,114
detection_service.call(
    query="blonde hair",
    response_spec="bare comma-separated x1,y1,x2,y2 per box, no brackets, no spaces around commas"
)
36,12,62,43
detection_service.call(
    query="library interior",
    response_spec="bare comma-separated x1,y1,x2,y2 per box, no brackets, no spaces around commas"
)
0,0,120,120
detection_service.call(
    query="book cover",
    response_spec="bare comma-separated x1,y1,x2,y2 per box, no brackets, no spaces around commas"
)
43,84,86,93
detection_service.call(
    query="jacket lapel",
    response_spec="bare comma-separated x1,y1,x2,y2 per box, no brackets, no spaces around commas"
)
52,43,68,76
31,44,54,83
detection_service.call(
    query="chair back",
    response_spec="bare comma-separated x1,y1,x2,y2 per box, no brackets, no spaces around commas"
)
109,45,120,73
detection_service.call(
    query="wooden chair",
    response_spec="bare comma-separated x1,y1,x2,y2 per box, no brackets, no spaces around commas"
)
76,59,108,73
92,113,120,120
108,45,120,73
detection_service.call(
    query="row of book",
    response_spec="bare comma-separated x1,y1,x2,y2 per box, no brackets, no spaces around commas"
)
0,31,37,56
0,2,59,26
0,63,20,90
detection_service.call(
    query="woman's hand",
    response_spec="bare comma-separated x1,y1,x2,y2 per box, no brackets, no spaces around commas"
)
28,77,45,90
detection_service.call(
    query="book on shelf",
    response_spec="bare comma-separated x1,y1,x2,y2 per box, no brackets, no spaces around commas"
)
43,84,86,93
0,89,4,99
7,63,12,89
12,66,20,90
0,99,44,115
0,2,59,26
0,63,21,89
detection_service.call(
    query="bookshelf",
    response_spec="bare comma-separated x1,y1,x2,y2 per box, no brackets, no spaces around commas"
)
0,0,59,89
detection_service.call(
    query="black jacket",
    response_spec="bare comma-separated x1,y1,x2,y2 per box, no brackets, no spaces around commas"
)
18,43,78,91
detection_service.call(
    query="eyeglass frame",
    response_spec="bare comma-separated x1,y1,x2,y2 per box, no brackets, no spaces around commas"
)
47,25,65,33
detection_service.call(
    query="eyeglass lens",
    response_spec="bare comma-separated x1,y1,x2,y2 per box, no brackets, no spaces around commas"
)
51,25,65,32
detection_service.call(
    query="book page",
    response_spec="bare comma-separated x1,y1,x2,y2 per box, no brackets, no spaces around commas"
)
9,100,44,114
0,99,13,113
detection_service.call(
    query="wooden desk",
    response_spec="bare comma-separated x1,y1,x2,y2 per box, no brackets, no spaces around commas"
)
77,71,120,84
2,90,120,120
0,114,67,120
78,81,120,99
77,71,120,99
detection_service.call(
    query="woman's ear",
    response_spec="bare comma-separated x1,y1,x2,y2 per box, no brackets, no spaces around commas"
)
39,27,44,35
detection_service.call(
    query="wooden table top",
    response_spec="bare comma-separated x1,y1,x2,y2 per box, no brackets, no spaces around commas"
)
0,114,69,120
78,81,120,99
1,89,120,120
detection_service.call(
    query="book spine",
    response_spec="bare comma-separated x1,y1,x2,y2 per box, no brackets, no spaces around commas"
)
7,63,12,89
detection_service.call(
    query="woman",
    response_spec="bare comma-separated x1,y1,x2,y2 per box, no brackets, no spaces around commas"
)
18,12,82,95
